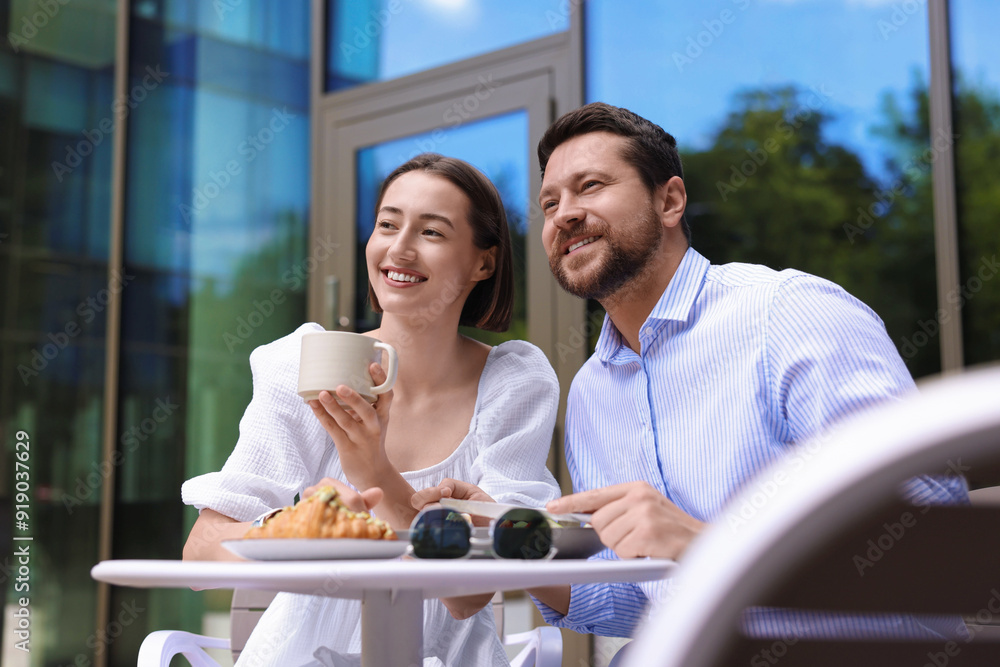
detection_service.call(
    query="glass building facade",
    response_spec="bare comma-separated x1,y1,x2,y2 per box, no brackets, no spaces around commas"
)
2,0,310,664
1,1,997,666
3,0,119,663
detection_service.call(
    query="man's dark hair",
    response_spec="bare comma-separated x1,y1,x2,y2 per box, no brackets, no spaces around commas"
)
369,153,513,332
537,101,690,242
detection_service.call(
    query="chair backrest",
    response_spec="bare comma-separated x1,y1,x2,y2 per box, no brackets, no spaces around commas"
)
228,589,507,661
623,365,1000,667
230,589,277,663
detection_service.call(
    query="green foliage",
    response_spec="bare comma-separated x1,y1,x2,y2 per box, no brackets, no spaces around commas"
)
952,75,1000,366
681,78,999,378
186,210,308,476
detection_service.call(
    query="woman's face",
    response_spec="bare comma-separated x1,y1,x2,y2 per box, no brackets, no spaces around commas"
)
366,171,495,323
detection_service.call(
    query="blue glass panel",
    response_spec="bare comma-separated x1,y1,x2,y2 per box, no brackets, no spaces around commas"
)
125,18,310,276
326,0,570,91
121,1,310,481
113,0,311,644
134,0,310,59
21,59,114,259
1,3,116,662
587,0,941,377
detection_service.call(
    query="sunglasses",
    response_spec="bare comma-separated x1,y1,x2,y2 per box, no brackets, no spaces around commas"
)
408,507,557,560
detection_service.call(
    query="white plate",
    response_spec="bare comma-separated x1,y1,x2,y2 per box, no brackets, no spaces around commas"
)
223,527,604,561
222,537,409,561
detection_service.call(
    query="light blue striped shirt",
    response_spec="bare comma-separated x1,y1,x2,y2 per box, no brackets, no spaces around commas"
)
536,247,968,638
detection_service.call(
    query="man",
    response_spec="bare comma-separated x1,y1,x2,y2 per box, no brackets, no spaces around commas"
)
413,101,966,638
525,101,967,638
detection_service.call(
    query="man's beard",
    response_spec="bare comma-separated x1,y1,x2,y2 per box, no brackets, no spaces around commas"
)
549,207,663,301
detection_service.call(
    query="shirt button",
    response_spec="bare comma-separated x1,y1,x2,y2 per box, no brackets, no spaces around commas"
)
641,328,652,338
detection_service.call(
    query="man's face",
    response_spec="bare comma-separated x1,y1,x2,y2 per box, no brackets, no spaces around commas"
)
539,131,663,300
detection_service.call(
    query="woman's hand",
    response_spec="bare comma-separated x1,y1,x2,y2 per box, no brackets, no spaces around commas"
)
412,479,496,527
308,362,393,490
410,478,495,510
303,478,383,513
308,369,418,529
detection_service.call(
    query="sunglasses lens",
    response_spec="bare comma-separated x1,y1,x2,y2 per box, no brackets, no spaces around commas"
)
410,509,471,559
493,510,552,560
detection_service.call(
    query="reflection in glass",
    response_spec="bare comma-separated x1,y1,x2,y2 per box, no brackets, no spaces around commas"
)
354,110,529,345
586,0,943,377
1,2,116,661
950,1,1000,368
105,4,311,660
325,0,569,91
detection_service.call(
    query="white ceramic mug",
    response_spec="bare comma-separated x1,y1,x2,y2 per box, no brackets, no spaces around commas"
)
297,331,398,403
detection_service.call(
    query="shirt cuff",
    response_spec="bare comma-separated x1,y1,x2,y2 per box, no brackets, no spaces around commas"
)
250,508,282,527
531,582,619,632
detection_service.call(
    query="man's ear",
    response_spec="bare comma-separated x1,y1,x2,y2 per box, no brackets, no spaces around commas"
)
655,176,687,231
474,246,497,281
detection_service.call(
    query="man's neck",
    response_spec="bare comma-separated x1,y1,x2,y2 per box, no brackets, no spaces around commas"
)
602,245,688,353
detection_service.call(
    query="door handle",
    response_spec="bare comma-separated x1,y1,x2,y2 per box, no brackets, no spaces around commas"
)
324,275,343,330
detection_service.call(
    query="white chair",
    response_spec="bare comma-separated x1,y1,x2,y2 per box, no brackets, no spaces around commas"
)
623,365,1000,667
138,589,561,666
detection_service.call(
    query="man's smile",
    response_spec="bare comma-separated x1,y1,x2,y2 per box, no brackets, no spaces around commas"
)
560,234,603,256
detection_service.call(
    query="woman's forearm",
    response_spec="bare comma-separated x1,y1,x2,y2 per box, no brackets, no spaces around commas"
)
358,464,419,530
441,592,495,620
183,509,251,562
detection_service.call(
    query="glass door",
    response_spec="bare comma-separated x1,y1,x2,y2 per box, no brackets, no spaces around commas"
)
310,29,591,664
311,33,585,384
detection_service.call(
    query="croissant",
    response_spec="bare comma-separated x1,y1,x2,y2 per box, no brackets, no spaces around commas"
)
243,486,396,540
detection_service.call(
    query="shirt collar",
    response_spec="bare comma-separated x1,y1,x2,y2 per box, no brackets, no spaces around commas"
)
593,247,710,362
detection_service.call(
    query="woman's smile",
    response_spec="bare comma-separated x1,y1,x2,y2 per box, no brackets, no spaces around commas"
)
382,266,428,287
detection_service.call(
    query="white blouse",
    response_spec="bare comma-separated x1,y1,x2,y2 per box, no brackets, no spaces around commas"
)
182,323,561,667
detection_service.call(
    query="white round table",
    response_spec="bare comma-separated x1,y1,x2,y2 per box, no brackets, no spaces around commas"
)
92,558,675,667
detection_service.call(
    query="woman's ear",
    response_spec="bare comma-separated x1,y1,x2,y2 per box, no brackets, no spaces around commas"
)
474,247,497,281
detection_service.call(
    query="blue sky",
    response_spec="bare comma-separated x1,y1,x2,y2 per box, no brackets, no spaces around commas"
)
587,0,930,176
372,0,1000,180
378,0,569,79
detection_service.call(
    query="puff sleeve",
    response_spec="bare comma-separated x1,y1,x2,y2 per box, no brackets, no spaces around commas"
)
182,323,331,521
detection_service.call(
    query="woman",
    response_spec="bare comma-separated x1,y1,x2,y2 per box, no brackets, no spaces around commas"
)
181,154,560,666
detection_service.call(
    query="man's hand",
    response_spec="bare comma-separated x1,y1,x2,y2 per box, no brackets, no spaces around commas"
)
304,478,383,513
410,478,494,510
547,481,705,559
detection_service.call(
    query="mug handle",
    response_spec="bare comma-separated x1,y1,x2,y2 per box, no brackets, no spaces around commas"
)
370,342,398,394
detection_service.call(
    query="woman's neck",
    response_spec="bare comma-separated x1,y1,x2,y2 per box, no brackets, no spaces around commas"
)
368,312,484,396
